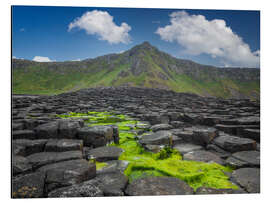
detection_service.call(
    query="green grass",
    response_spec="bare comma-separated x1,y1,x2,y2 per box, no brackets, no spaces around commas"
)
12,56,259,99
59,111,239,191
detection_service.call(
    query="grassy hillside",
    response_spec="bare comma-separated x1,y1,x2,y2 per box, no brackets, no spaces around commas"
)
12,42,260,99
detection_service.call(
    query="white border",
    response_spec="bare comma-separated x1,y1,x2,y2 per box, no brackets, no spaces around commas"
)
1,0,269,203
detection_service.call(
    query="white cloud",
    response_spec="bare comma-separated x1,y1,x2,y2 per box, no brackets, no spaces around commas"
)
12,56,24,60
33,56,53,62
156,11,260,68
68,10,131,44
118,50,125,54
71,58,81,61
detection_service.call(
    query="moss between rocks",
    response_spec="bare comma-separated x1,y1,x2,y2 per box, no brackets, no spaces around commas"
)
58,111,238,191
95,161,108,170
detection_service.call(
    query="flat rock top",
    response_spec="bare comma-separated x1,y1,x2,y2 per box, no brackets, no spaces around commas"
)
86,146,123,161
183,150,224,165
150,124,173,132
26,151,83,168
195,187,246,194
79,125,113,134
213,135,256,152
232,168,260,193
139,130,171,145
173,143,203,154
232,150,260,166
37,159,93,173
125,176,194,196
96,171,128,194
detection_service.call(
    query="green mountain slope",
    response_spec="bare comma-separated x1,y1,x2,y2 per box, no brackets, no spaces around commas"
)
12,42,260,99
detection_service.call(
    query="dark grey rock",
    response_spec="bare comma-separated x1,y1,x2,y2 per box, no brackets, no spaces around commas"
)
12,130,36,140
170,121,185,128
38,159,96,193
139,130,172,145
13,144,26,156
48,179,103,197
125,176,194,196
77,125,114,147
143,144,163,153
183,150,224,165
173,143,203,155
225,157,249,169
196,187,246,194
86,146,123,162
231,151,260,167
45,139,83,152
150,124,173,132
144,114,170,125
240,129,260,142
12,172,45,198
215,124,259,135
27,151,82,169
206,144,231,159
58,119,81,139
192,127,218,146
13,156,32,175
96,172,128,196
213,134,256,153
232,116,260,125
232,168,260,193
13,139,48,156
171,129,194,142
13,122,24,131
171,135,183,145
111,125,119,144
34,121,59,139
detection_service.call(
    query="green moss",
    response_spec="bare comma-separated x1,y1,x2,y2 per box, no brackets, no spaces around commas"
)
58,111,238,191
96,161,108,170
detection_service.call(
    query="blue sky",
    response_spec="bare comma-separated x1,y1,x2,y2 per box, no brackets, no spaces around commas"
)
12,6,260,68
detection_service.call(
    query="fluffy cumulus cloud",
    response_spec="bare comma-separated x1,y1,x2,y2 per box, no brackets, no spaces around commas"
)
68,10,131,44
33,56,53,62
156,11,260,67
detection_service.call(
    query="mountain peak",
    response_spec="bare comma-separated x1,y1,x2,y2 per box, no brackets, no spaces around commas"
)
141,41,152,46
128,41,157,56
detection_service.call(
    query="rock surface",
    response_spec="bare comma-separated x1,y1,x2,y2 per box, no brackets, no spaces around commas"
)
27,151,83,169
38,159,96,193
231,168,260,193
86,146,123,162
77,126,114,147
11,87,260,198
125,177,194,196
12,172,46,198
183,150,224,165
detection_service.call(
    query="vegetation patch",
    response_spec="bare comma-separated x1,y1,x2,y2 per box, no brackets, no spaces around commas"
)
95,161,109,170
60,111,238,191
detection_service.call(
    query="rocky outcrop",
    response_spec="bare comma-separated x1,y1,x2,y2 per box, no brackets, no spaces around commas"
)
12,87,260,198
